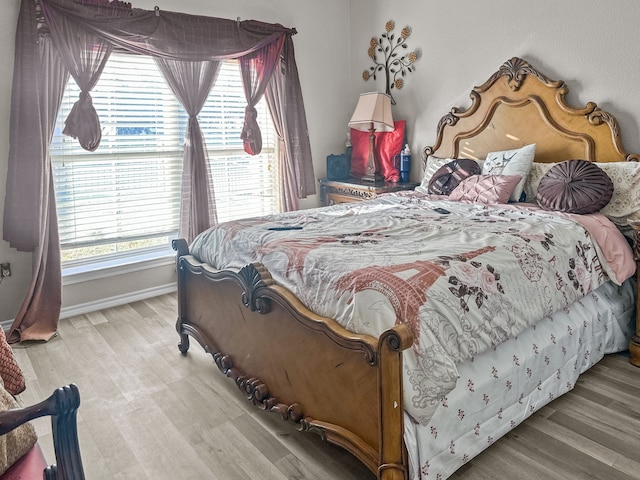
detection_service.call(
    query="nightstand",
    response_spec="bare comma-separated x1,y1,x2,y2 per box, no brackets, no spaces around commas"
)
319,177,419,206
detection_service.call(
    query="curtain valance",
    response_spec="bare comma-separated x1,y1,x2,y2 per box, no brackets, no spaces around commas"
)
38,0,306,157
39,0,296,61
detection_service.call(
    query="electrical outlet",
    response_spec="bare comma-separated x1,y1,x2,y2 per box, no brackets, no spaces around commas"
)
0,263,10,278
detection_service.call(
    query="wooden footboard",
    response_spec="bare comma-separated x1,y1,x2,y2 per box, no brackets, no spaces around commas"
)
629,223,640,367
173,239,413,480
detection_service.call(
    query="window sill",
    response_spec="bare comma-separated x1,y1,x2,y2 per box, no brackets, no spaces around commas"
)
62,248,176,286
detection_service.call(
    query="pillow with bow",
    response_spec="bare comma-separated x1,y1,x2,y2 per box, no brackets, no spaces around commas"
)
417,155,483,193
427,159,482,195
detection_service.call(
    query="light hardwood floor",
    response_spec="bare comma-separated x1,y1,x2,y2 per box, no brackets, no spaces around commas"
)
11,293,640,479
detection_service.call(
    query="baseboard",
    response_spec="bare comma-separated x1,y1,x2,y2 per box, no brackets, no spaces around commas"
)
59,282,177,320
1,283,177,331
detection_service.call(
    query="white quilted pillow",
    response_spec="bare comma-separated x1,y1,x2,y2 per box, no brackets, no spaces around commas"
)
482,144,536,202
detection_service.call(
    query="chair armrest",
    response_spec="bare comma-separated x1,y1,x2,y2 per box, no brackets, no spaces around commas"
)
0,384,85,480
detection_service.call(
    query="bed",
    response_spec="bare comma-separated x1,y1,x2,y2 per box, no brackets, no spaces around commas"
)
172,57,640,480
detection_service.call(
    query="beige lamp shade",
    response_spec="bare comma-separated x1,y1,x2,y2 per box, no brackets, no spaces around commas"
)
348,92,394,132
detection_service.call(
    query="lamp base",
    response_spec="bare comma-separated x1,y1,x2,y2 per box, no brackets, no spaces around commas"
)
360,172,384,182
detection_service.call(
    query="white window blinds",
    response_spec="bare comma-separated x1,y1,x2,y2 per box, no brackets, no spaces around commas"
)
201,64,279,222
51,53,278,263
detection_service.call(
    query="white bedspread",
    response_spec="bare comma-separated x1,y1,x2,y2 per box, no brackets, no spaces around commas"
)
405,278,635,479
189,191,635,424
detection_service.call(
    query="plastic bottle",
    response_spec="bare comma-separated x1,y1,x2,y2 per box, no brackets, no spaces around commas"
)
400,143,411,182
345,132,353,163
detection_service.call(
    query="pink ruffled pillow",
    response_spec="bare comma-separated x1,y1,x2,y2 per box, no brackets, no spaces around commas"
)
449,174,522,204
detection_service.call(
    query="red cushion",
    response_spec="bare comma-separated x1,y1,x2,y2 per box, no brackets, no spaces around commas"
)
350,120,405,182
0,444,47,480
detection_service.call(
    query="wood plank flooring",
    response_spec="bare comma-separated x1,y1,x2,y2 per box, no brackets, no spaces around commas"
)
10,294,640,479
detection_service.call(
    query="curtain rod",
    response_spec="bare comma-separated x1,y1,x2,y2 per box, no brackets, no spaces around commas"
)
135,8,298,34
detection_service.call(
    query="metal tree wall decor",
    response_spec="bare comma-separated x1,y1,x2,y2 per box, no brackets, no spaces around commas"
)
362,20,420,105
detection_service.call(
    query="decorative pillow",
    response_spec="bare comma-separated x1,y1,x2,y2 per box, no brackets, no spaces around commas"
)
417,155,483,193
0,329,25,396
596,161,640,224
0,379,38,475
527,160,640,224
536,159,614,214
482,144,536,202
428,159,482,195
416,156,453,193
350,120,406,182
523,162,554,202
449,174,522,204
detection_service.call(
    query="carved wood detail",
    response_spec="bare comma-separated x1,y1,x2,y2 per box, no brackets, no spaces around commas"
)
172,238,189,258
422,56,637,168
477,56,559,92
628,221,640,368
383,328,410,352
630,222,640,263
238,263,274,314
320,179,418,207
332,186,377,199
209,347,328,440
176,257,379,365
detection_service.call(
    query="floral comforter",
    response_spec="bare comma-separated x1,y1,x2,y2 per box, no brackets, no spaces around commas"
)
189,191,634,424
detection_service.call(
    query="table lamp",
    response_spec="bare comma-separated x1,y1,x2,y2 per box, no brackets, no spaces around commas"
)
348,92,394,182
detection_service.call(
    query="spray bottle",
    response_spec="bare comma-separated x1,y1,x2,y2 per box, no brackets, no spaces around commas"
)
399,143,411,182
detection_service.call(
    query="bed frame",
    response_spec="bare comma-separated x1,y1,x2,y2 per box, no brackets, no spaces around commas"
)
173,57,640,480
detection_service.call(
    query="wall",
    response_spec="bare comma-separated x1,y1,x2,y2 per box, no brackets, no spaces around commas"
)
0,0,351,322
5,0,640,322
0,0,29,323
348,0,640,178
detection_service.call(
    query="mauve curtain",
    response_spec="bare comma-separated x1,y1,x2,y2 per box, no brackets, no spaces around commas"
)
265,66,299,212
39,1,289,61
41,1,115,152
4,0,316,341
36,0,315,200
265,36,315,203
239,37,285,156
4,0,69,342
155,59,220,242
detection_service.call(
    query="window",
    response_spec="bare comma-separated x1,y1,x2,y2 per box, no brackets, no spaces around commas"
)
51,53,279,264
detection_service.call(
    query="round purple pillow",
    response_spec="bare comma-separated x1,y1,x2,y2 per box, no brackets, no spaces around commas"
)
428,159,482,195
536,159,614,214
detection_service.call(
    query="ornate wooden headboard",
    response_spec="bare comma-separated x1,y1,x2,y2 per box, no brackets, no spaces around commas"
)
423,57,640,166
